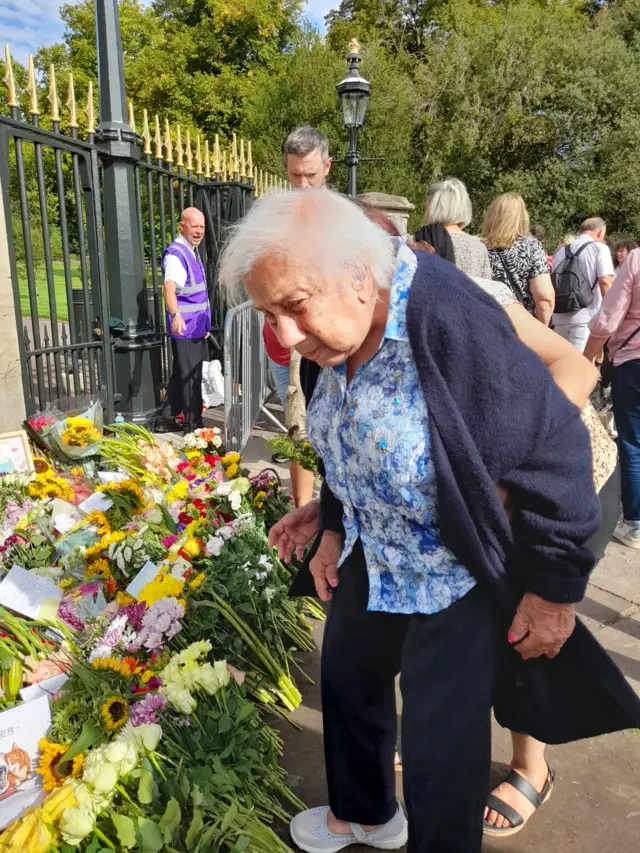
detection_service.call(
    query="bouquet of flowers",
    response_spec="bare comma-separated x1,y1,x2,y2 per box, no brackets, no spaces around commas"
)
46,401,104,461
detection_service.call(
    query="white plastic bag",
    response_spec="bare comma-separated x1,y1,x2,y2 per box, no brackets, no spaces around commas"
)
202,360,224,408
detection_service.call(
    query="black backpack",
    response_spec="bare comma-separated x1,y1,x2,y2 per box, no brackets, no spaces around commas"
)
551,242,597,313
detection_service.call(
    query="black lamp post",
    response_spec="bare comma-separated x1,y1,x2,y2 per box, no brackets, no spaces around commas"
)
336,39,371,197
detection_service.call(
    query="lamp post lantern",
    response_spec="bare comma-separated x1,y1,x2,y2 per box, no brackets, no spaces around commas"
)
336,39,371,197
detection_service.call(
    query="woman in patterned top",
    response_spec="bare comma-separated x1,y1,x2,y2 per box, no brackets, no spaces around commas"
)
416,178,493,278
217,189,640,853
482,193,555,325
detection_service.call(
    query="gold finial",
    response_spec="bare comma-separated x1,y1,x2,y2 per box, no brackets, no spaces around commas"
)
348,37,361,55
176,125,184,167
142,109,151,155
239,138,246,178
195,135,203,176
185,129,193,171
48,64,60,122
231,133,238,175
247,140,253,180
85,81,95,134
128,101,136,133
204,139,211,179
3,46,18,109
221,149,227,181
66,72,78,128
154,115,162,159
27,55,39,116
258,168,263,197
164,118,173,163
213,134,221,175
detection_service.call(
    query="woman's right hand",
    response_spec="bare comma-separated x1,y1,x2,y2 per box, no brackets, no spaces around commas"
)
268,499,321,562
309,530,343,601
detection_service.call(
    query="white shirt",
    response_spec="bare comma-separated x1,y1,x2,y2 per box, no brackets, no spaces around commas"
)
163,235,199,293
551,234,614,325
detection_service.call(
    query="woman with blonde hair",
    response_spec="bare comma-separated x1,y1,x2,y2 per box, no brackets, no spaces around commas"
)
482,193,555,324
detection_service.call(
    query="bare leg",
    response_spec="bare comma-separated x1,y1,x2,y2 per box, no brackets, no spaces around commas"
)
484,733,549,829
290,462,315,508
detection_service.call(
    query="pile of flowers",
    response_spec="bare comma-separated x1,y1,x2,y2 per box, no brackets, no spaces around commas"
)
0,422,321,851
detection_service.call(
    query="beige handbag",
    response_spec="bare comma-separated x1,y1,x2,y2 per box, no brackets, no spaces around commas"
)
581,401,618,494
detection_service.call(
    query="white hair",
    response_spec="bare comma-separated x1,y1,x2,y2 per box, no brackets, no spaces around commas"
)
425,178,473,228
218,189,396,304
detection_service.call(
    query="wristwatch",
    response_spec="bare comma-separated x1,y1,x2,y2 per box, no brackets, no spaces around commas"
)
170,312,178,319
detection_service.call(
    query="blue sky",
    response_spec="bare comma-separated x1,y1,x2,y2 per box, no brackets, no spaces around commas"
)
1,0,338,66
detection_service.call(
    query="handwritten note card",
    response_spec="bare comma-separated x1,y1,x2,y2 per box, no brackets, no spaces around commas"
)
78,492,113,513
0,565,62,621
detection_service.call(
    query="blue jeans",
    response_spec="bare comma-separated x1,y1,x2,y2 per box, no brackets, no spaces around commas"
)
268,356,290,407
612,359,640,521
554,323,590,353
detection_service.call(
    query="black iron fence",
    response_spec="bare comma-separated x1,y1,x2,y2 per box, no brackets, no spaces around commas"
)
1,44,283,423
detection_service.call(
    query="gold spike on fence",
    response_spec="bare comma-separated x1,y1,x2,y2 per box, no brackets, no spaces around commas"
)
221,149,227,182
254,168,260,197
185,129,193,172
164,118,173,163
196,135,203,176
213,134,221,176
128,101,136,134
27,56,39,116
154,115,162,159
176,125,184,167
85,81,95,134
3,45,18,109
239,138,246,179
142,109,152,155
67,72,78,129
204,139,211,179
48,64,60,123
247,141,253,181
231,133,239,176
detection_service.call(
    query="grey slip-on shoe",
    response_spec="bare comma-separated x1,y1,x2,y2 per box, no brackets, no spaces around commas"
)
290,802,408,852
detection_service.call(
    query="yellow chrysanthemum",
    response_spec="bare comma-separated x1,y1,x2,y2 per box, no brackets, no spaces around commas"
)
115,591,136,607
253,490,267,509
189,572,205,590
225,463,239,479
184,449,201,461
100,695,129,731
139,570,185,607
165,480,189,503
57,578,74,591
221,452,241,466
37,738,84,791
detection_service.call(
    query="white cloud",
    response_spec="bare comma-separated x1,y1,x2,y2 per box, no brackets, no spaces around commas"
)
304,0,340,31
1,1,69,65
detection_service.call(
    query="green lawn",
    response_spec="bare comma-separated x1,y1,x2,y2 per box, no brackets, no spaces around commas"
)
18,260,85,324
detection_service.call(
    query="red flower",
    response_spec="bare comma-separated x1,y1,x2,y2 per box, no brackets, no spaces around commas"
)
184,471,197,481
177,461,191,473
204,454,221,467
106,577,118,594
178,512,192,526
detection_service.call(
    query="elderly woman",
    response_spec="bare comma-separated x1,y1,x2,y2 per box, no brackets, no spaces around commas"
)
416,178,492,278
219,190,640,853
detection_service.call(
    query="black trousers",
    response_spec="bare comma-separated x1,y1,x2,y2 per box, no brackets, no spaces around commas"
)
162,337,207,431
322,541,498,853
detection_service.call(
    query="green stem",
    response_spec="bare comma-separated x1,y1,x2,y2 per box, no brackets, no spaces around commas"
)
94,827,116,849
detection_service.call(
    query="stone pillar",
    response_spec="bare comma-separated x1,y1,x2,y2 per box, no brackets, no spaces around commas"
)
0,181,27,431
357,192,415,237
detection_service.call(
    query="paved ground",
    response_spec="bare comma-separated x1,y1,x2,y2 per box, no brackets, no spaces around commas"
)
165,412,640,851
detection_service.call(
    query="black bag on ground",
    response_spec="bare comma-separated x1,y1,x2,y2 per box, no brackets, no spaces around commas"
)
551,242,596,313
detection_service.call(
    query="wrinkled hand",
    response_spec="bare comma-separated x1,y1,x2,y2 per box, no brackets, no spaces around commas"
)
268,500,320,563
509,592,576,660
172,313,186,336
309,530,343,602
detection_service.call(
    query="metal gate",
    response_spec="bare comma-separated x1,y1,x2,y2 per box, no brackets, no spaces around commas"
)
0,112,114,419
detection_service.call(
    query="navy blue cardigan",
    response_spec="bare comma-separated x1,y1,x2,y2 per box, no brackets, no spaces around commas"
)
293,250,640,744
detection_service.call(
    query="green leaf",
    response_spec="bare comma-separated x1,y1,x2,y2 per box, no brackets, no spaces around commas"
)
234,836,251,852
111,813,137,849
138,766,154,804
218,713,232,733
59,718,102,765
160,504,177,533
84,840,101,853
159,796,182,843
220,802,239,834
185,808,204,847
137,817,164,853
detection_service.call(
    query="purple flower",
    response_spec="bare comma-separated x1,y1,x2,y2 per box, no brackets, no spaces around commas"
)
121,601,146,631
135,597,185,652
58,597,84,631
130,693,167,726
161,535,178,548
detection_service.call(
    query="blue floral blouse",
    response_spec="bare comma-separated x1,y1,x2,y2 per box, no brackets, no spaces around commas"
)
307,241,477,615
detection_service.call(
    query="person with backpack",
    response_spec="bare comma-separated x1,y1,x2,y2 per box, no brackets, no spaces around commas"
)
551,218,614,352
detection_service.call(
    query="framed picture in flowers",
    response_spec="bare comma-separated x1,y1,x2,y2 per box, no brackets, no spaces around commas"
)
0,431,34,477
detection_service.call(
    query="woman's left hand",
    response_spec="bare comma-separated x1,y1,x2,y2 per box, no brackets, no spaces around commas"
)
508,592,576,660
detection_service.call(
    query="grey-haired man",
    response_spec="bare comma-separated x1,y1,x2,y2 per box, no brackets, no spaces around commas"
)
284,125,332,189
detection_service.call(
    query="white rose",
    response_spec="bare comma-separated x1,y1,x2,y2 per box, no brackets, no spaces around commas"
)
205,536,224,557
83,760,118,794
60,805,96,845
229,491,242,511
105,738,139,776
138,723,162,752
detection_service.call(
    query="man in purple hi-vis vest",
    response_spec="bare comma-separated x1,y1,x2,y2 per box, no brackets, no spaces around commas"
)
157,207,211,433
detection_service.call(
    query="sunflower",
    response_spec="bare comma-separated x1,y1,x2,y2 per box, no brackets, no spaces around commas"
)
189,572,206,590
85,510,111,537
92,657,140,677
32,457,51,474
100,695,129,731
37,738,84,791
84,558,112,580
